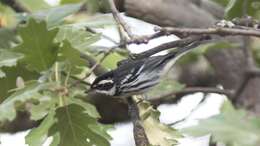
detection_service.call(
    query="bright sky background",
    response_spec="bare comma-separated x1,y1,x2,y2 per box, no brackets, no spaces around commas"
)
45,0,60,6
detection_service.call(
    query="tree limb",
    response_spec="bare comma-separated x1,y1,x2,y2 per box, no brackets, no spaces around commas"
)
127,97,150,146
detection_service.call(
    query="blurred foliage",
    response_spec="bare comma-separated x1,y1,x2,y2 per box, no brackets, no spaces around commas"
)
0,49,23,78
101,52,125,69
17,0,50,12
178,41,238,65
225,0,260,19
0,4,16,27
0,28,20,49
212,0,229,7
182,99,260,146
147,78,185,97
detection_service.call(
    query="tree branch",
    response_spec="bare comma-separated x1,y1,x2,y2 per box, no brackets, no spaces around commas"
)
157,27,260,38
127,97,150,146
0,0,30,13
151,87,233,105
108,0,135,40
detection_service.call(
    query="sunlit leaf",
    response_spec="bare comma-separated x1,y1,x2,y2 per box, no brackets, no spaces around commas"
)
101,52,125,69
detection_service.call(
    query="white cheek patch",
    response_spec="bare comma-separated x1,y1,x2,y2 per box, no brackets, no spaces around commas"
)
96,85,116,96
98,79,114,85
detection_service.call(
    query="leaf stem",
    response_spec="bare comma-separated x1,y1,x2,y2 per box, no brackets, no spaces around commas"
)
55,62,60,83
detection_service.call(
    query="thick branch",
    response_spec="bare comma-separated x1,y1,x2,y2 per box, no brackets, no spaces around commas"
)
127,97,150,146
159,27,260,38
0,0,30,13
151,87,233,105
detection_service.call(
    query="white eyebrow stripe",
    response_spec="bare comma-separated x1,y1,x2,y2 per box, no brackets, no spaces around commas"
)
98,79,114,84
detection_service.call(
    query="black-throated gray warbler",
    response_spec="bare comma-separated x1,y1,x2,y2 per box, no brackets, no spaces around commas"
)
91,45,196,97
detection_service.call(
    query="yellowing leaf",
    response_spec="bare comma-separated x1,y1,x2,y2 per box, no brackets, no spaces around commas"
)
137,98,182,146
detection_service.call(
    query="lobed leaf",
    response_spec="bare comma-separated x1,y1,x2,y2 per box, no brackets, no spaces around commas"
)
49,104,111,146
15,18,59,72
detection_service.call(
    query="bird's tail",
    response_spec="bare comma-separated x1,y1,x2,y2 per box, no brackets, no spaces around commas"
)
160,41,200,75
163,41,200,63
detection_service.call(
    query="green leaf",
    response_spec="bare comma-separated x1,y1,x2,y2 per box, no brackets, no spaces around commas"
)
225,0,260,19
137,99,182,146
29,95,57,120
0,49,23,78
17,0,50,12
15,18,59,72
0,4,17,27
0,28,19,49
0,82,54,122
26,109,56,146
60,0,83,4
49,104,111,146
212,0,229,7
57,40,85,74
56,25,101,51
0,64,38,102
178,41,238,64
101,53,125,69
67,98,100,118
32,3,83,27
147,79,185,96
182,99,260,146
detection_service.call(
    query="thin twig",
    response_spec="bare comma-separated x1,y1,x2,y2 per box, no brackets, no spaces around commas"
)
61,71,91,86
85,26,119,45
151,87,233,105
168,94,207,126
108,0,135,39
70,49,112,87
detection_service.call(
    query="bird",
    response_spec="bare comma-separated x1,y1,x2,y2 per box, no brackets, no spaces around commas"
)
90,44,196,98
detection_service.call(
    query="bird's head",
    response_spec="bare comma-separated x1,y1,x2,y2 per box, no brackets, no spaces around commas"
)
90,71,116,96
